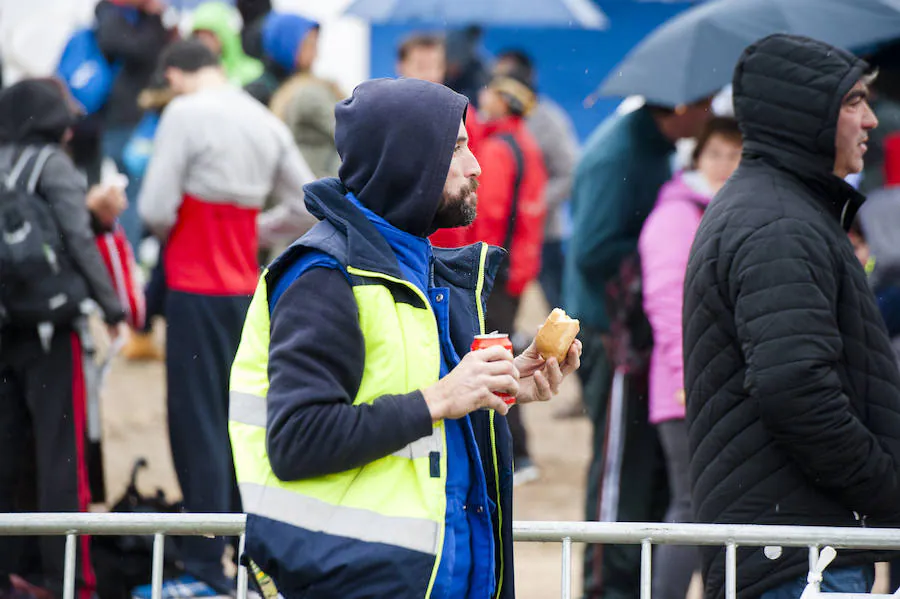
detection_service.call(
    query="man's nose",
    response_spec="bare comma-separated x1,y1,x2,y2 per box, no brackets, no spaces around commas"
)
864,103,879,130
468,154,482,178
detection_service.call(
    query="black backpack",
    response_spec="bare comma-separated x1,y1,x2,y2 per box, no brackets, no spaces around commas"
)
605,196,709,375
92,459,185,599
0,146,89,327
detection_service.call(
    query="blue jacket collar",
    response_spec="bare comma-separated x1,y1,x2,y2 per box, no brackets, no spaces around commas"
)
345,191,433,293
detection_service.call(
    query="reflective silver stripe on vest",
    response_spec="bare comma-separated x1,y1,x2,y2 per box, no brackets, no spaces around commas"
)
391,427,442,460
230,391,266,428
240,482,439,555
231,391,442,461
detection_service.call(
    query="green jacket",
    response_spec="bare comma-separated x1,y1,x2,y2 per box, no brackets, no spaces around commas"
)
190,2,263,87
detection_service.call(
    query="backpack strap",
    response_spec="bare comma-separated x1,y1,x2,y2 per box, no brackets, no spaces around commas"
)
25,147,56,194
4,147,38,191
496,133,525,254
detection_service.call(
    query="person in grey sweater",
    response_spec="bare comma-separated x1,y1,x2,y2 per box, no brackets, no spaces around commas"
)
137,40,316,593
495,50,579,310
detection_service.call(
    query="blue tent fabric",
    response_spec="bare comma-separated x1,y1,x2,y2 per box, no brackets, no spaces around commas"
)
368,3,693,142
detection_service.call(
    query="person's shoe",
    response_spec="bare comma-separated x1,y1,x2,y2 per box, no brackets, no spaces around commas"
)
121,330,164,361
513,457,540,487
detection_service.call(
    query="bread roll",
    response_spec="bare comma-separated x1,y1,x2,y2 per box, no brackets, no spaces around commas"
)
534,308,580,364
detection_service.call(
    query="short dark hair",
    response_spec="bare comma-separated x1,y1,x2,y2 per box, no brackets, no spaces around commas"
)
158,39,220,74
496,49,534,78
397,34,444,63
691,116,742,165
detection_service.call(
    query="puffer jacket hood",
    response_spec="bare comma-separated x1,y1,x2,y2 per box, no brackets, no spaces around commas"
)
733,34,870,227
335,78,469,238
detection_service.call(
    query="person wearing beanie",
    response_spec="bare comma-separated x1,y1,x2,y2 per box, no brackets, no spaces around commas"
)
137,39,317,593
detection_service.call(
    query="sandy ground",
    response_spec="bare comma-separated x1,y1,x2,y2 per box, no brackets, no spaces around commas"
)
96,284,593,598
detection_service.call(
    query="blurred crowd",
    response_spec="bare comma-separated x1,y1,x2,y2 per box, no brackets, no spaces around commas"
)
1,1,900,598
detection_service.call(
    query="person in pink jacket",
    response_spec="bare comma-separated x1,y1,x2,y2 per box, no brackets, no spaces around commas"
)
638,116,742,599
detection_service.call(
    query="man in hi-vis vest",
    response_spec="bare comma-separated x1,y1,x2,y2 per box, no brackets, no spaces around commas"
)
228,77,581,598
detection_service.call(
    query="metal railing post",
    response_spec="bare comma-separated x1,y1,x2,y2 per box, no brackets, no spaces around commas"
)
561,536,573,599
725,542,737,599
151,533,165,599
237,533,249,599
641,539,652,599
63,533,76,599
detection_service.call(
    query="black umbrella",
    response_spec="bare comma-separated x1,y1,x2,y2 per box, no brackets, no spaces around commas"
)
598,0,900,107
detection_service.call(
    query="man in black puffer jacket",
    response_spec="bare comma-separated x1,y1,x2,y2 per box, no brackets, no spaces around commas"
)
684,34,890,599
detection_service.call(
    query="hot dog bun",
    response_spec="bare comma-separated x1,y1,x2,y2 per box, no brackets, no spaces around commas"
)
534,308,580,364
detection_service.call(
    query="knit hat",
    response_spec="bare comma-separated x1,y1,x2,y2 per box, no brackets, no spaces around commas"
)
487,66,537,117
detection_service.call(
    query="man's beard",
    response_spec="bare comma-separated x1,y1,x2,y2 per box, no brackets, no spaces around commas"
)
433,179,479,230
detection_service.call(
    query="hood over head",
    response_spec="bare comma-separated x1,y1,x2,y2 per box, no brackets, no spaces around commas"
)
191,2,263,85
335,77,469,238
191,4,243,61
733,34,870,227
261,12,318,73
0,78,79,145
733,34,869,175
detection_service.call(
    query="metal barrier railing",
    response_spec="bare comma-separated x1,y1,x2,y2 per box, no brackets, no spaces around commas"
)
0,513,248,599
517,521,900,599
5,514,900,599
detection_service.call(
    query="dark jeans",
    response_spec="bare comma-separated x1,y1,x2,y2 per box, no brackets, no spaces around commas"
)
485,283,529,460
759,565,875,599
539,240,565,310
582,335,668,599
0,326,94,597
102,127,143,251
166,291,251,592
653,419,699,599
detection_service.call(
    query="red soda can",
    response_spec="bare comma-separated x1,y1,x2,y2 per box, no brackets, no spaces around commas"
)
470,333,516,405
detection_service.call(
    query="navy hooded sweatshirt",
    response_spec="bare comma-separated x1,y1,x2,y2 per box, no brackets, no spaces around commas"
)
265,78,498,598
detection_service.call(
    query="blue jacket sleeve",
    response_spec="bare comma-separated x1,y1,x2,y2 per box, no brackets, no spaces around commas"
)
266,266,435,481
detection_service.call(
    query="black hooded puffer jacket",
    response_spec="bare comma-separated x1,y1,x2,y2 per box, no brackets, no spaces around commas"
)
684,34,900,599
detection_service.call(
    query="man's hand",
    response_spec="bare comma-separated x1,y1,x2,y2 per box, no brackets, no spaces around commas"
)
514,338,582,405
422,345,519,420
87,184,127,228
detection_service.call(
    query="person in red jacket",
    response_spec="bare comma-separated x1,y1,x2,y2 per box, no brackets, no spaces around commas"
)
473,68,548,481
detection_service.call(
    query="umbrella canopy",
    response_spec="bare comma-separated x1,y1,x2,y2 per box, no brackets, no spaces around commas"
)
343,0,608,29
598,0,900,106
